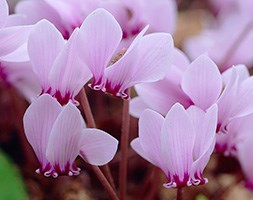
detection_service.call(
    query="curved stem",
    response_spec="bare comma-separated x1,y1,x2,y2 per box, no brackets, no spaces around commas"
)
119,99,130,200
79,88,116,189
91,165,119,200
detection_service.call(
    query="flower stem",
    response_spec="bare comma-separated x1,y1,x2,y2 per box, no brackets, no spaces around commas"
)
177,188,183,200
119,99,130,200
91,165,119,200
79,88,116,189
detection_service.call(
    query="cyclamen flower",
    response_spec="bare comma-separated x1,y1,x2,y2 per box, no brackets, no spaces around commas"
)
16,0,176,40
0,0,40,101
23,94,118,177
78,8,174,99
130,54,222,117
27,19,91,104
184,10,253,72
131,103,217,188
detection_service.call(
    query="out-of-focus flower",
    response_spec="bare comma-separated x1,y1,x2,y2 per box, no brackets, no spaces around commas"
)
23,94,118,178
16,0,177,41
78,8,174,99
0,0,40,101
131,103,217,188
27,19,91,105
237,132,253,190
184,10,253,72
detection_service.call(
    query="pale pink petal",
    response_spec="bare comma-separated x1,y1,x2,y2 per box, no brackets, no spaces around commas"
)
49,28,92,104
172,48,190,72
23,94,62,172
104,33,173,98
129,97,149,118
182,55,222,110
161,103,195,187
237,135,253,189
135,109,166,172
28,20,65,91
78,8,122,86
46,102,83,177
1,43,29,62
133,71,192,116
0,0,8,28
140,0,177,33
15,1,67,37
187,105,217,185
79,128,118,166
0,25,32,57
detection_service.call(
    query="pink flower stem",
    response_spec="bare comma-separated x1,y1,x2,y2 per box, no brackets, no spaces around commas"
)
79,88,116,189
119,99,130,200
91,165,119,200
177,187,183,200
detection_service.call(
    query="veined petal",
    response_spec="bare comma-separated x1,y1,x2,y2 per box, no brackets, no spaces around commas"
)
28,19,65,91
187,105,217,185
0,25,32,57
0,0,8,28
161,103,195,188
182,55,222,110
49,28,92,105
23,94,62,173
79,128,118,166
46,102,83,177
104,33,174,99
135,109,166,172
134,70,192,116
15,0,67,37
78,8,122,86
172,48,190,72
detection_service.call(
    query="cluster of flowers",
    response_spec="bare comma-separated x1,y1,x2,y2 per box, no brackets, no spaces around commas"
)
2,0,253,193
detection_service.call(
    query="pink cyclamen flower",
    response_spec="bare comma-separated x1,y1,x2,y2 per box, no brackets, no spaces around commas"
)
130,54,222,117
131,103,217,188
16,0,177,40
184,9,253,72
78,8,174,99
27,19,91,105
23,94,118,177
0,0,40,101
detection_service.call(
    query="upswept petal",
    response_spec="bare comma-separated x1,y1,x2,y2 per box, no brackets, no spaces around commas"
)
181,55,222,110
46,102,83,177
187,104,217,159
79,128,118,166
0,0,8,28
172,48,190,72
217,67,238,126
23,94,62,172
27,20,65,91
161,103,195,187
136,109,166,172
187,105,217,185
49,28,92,104
131,138,153,163
15,0,66,37
104,33,173,98
0,25,32,57
237,135,253,189
133,69,192,116
78,8,122,86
